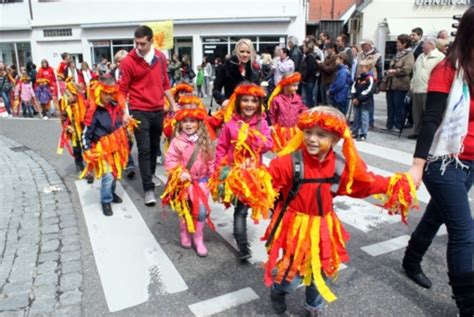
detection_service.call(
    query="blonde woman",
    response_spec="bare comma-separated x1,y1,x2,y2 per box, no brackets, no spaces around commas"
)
212,38,260,106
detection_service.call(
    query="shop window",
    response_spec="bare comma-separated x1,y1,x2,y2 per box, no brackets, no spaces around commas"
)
16,43,32,67
112,39,133,46
43,29,72,38
0,43,16,66
230,36,257,43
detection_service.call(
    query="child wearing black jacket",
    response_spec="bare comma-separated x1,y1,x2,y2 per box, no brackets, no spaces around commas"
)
351,60,375,141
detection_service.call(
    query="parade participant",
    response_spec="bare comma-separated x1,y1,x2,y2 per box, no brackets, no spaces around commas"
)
14,75,36,118
268,72,307,152
351,60,375,141
35,78,53,119
82,76,137,216
57,77,93,183
119,25,177,206
403,7,474,316
210,83,274,262
162,82,194,149
161,103,215,257
263,106,418,316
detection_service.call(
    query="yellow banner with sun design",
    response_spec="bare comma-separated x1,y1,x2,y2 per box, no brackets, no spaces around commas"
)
146,20,174,50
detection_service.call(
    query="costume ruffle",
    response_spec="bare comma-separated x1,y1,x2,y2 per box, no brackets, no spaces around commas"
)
262,207,349,303
271,125,299,153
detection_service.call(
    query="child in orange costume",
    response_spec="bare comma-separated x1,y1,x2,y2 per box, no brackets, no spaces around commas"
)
263,106,418,315
268,72,307,152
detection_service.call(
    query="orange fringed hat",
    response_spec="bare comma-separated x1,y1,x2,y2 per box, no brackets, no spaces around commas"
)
174,107,216,140
178,95,206,111
267,72,301,108
279,107,373,194
224,83,266,122
174,82,194,96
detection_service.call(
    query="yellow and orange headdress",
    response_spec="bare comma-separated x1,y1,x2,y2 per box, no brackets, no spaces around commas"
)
174,82,194,97
174,105,216,140
224,83,266,122
279,108,371,194
178,95,206,111
267,72,301,108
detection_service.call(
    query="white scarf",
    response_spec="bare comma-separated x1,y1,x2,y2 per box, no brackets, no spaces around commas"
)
428,69,471,173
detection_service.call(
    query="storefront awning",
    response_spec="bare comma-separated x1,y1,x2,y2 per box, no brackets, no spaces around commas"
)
386,17,454,37
340,4,357,24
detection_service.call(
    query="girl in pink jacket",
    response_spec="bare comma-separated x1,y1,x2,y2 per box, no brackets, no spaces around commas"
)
14,76,37,118
213,83,273,262
162,102,215,257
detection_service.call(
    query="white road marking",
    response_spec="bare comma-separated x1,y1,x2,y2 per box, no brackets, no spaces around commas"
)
436,224,447,236
188,287,259,317
361,235,410,257
334,196,400,233
354,141,413,166
76,180,188,312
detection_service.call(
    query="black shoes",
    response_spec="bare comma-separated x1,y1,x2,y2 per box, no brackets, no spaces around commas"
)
270,287,287,314
102,203,113,216
403,266,432,289
238,244,251,262
407,134,418,140
112,193,123,204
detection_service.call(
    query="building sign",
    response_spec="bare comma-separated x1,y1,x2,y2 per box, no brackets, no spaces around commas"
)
92,41,110,47
415,0,469,5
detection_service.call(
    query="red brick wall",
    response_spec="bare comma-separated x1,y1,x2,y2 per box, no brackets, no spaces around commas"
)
308,0,359,22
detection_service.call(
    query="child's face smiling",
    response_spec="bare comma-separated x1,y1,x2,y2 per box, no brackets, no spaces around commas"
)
303,126,337,159
181,117,199,136
100,92,114,105
284,83,299,95
240,95,258,119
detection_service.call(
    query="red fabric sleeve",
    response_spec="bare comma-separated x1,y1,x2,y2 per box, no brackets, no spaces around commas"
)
427,60,454,94
269,155,292,193
336,162,390,198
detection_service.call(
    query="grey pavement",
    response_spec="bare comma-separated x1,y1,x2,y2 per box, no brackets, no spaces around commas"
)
0,135,83,317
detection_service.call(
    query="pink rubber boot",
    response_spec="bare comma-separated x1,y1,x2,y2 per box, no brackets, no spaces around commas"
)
179,219,192,249
193,222,208,257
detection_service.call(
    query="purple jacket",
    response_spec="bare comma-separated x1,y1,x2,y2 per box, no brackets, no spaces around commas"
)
35,85,52,104
215,113,273,167
269,93,307,127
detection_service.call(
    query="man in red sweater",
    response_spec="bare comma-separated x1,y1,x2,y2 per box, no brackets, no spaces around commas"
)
119,25,177,206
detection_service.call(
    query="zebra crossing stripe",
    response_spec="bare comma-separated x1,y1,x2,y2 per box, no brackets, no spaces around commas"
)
75,180,188,312
361,235,410,257
188,287,259,316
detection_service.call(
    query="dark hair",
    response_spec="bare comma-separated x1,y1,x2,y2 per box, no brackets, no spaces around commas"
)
446,7,474,93
61,52,69,60
99,75,116,86
320,32,330,39
411,27,423,37
337,52,348,64
134,25,153,41
397,34,412,48
281,48,290,56
327,43,338,51
337,34,348,45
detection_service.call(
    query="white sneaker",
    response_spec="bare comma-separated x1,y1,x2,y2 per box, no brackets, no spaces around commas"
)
144,190,157,206
156,156,163,165
42,116,48,120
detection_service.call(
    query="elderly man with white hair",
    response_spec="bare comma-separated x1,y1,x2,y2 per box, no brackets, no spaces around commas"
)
408,36,445,139
287,35,303,72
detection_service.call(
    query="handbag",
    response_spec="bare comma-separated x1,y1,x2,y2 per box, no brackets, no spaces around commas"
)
188,69,196,80
378,74,389,92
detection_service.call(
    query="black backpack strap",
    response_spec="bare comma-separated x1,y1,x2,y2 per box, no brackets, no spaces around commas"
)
265,150,303,247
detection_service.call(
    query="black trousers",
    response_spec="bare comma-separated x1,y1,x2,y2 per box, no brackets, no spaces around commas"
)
130,110,164,191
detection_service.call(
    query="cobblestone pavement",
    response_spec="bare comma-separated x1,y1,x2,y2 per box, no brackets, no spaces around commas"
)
0,135,83,317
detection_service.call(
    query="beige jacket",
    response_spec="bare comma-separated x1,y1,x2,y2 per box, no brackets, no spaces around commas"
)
387,50,415,91
410,48,445,93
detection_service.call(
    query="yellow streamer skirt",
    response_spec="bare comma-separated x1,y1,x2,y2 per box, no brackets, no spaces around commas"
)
263,207,350,303
80,127,130,180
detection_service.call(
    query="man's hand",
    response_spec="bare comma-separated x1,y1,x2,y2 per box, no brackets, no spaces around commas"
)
123,112,132,125
352,98,359,105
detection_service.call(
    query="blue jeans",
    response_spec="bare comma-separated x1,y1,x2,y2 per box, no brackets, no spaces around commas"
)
2,91,11,114
101,173,116,204
273,275,324,310
410,159,474,275
368,98,374,127
352,102,370,136
386,90,407,129
302,82,315,107
22,101,34,116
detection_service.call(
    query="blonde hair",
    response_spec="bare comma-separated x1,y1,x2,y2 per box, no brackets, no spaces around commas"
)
358,59,372,68
233,38,255,62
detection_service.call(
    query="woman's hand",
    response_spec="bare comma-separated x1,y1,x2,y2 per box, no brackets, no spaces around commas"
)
408,158,426,189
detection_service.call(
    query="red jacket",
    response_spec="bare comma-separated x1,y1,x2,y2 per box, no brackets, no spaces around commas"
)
119,48,171,112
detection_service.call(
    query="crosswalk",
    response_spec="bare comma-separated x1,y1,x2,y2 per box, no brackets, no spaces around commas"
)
75,139,445,315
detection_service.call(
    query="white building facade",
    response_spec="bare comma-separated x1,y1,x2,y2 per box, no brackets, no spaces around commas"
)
0,0,308,70
349,0,470,62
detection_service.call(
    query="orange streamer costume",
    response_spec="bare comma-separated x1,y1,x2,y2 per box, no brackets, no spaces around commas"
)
262,109,418,303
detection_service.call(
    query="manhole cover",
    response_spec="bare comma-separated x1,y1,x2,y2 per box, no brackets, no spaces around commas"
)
10,146,30,152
